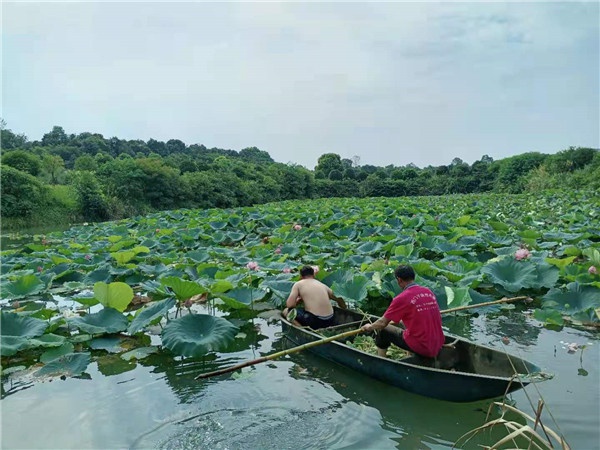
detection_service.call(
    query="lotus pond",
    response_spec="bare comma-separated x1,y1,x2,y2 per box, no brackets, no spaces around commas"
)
1,192,599,448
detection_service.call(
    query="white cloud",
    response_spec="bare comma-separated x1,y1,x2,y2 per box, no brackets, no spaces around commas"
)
2,2,598,169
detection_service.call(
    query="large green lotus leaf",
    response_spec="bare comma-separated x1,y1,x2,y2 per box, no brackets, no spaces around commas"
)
128,297,176,334
69,308,129,335
444,286,472,307
161,314,238,357
186,250,210,263
320,270,353,288
160,277,206,301
394,243,414,257
545,256,577,270
533,309,565,327
332,275,371,305
93,281,134,312
356,241,383,255
542,283,600,313
85,266,112,284
433,242,469,256
0,337,30,356
261,280,294,307
221,287,267,308
482,258,537,292
529,261,560,290
411,260,439,278
35,352,91,378
543,231,581,243
111,251,136,265
89,336,127,353
40,342,75,363
210,280,235,293
27,334,66,349
1,274,46,300
488,220,509,232
1,312,48,337
583,248,600,266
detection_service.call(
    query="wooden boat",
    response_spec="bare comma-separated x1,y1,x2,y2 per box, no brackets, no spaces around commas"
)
280,307,550,403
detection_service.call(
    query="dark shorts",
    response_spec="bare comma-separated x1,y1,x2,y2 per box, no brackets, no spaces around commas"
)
374,325,415,353
295,308,335,329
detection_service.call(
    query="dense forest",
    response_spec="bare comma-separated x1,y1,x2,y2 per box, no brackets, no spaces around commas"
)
1,124,598,229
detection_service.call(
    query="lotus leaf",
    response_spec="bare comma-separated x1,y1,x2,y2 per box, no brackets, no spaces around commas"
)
35,352,91,378
482,258,537,292
332,275,371,305
1,274,47,300
1,312,48,338
261,280,295,307
40,342,75,363
128,297,176,334
534,308,565,326
161,314,238,357
94,281,134,312
220,287,267,309
90,336,127,353
542,283,600,313
69,308,129,335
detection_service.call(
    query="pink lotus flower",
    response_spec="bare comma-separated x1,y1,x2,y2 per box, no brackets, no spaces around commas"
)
515,248,531,260
501,337,510,345
274,247,282,254
156,229,161,233
312,265,320,274
293,224,302,231
37,266,43,273
246,261,259,271
282,267,291,274
84,254,92,260
589,266,598,275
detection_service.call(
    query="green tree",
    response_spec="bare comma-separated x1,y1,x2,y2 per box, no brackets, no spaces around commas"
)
68,171,109,221
1,150,42,175
1,128,28,150
42,126,69,146
314,153,343,179
42,154,66,184
239,147,274,164
74,154,98,172
0,165,48,218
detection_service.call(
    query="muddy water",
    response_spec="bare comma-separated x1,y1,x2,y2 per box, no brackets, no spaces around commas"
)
2,311,599,449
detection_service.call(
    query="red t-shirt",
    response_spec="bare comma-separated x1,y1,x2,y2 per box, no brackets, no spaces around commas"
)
383,284,445,358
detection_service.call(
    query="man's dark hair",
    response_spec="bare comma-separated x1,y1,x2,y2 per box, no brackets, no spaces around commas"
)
300,266,315,277
394,265,415,281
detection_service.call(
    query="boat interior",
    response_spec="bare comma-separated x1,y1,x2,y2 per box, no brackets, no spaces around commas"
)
307,308,538,378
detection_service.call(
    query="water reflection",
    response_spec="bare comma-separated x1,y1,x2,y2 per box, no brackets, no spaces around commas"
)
283,350,510,449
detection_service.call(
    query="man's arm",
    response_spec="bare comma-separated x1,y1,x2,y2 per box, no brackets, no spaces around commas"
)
361,316,391,332
327,287,347,309
286,283,301,309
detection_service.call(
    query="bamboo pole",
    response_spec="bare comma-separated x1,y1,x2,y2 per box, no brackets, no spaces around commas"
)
194,327,363,379
440,296,530,315
195,295,530,380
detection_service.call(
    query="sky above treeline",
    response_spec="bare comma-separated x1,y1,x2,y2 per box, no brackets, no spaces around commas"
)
3,1,599,170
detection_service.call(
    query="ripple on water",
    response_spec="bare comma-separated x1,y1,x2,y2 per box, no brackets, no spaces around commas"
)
133,362,395,450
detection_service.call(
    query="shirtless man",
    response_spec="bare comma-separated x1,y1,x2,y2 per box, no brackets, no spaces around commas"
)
282,266,347,329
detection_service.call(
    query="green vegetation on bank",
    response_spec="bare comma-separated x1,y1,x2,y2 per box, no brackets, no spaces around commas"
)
1,124,598,229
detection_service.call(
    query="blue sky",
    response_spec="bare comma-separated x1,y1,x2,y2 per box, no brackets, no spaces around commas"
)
2,1,598,169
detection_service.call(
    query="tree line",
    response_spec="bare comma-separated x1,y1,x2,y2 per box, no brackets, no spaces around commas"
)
1,124,598,229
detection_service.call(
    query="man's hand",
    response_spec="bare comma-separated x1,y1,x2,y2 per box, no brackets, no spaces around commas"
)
362,323,374,332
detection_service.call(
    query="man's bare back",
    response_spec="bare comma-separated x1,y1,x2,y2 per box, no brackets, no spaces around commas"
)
293,278,335,317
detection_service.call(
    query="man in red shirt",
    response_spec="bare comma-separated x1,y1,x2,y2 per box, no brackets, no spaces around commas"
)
361,265,445,358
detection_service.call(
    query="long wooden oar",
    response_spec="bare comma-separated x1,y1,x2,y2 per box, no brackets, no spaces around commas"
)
195,295,529,380
195,328,363,379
